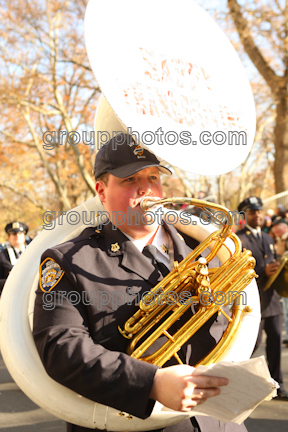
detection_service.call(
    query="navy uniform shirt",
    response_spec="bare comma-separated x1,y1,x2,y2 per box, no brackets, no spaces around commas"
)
0,248,13,292
237,227,282,317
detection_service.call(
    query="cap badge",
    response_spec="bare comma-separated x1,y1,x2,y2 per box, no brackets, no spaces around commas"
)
12,222,20,229
133,146,146,159
249,197,258,204
111,242,120,252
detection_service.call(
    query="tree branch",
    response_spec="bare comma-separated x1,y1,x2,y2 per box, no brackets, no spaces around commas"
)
0,183,47,211
0,130,36,148
58,59,93,72
227,0,282,93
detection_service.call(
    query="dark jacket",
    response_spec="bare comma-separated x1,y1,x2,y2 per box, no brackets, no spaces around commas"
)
0,248,13,293
237,227,282,318
33,222,246,432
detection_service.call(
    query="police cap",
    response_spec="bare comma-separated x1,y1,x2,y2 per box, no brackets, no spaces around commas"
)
94,133,172,179
237,197,263,213
5,221,29,235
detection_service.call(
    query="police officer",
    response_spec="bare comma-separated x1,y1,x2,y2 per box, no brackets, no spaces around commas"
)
237,197,288,400
33,133,247,432
270,223,288,347
0,221,29,293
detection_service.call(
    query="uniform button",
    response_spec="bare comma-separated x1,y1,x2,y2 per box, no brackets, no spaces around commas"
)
264,254,267,258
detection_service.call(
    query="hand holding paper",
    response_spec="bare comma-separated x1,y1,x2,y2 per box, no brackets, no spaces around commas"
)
161,356,278,424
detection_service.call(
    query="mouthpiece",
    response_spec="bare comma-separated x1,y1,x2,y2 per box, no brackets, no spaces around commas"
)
140,197,162,211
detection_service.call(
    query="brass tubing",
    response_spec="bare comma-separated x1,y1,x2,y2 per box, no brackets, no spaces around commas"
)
141,197,232,238
231,232,243,256
157,270,256,367
197,271,256,366
140,267,197,313
170,230,223,270
132,268,256,366
126,280,196,353
197,301,245,366
150,307,219,366
124,271,197,337
129,299,197,360
125,271,197,336
209,253,255,290
120,196,256,368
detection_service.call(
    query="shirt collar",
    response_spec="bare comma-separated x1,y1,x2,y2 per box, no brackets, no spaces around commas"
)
121,229,157,252
153,225,172,260
121,225,173,268
10,245,25,253
246,224,261,237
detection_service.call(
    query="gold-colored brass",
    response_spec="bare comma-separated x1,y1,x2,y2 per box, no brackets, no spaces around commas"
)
264,250,288,297
118,197,256,367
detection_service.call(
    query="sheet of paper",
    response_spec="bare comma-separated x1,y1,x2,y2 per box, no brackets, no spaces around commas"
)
161,356,278,424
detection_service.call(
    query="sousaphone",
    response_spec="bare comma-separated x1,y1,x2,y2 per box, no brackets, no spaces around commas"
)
0,0,260,430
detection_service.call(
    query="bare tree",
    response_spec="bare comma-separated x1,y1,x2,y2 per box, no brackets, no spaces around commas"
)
0,0,99,218
228,0,288,193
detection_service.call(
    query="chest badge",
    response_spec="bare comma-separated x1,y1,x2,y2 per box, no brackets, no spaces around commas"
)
111,242,120,252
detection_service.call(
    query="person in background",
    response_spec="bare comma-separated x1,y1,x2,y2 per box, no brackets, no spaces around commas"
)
262,216,272,233
237,197,288,400
0,221,29,294
270,223,288,348
272,204,288,226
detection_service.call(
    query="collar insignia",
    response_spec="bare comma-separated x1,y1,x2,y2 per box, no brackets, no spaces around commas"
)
111,242,120,252
246,231,251,235
95,229,101,234
161,244,169,254
177,233,185,241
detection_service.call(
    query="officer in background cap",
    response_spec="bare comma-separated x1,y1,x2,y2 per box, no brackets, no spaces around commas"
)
0,221,29,294
237,197,288,400
237,196,263,213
